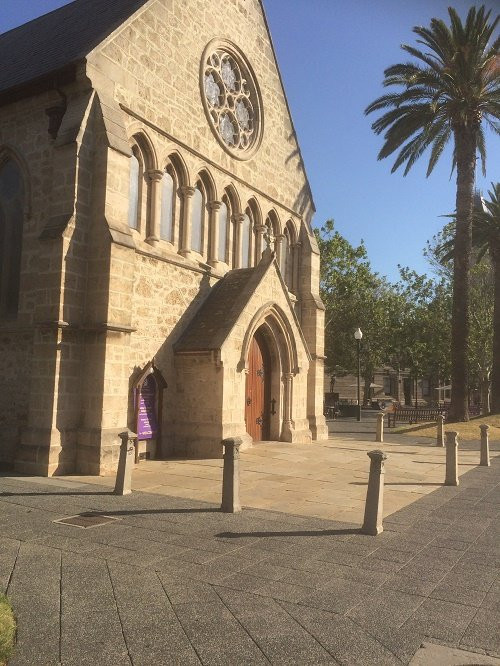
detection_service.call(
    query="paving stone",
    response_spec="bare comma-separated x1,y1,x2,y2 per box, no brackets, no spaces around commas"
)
8,543,61,666
281,601,401,665
383,573,438,597
216,588,335,664
156,572,220,605
430,581,488,608
460,608,500,654
481,582,500,611
368,546,416,564
173,600,269,664
218,572,268,593
300,576,374,614
108,562,201,665
280,567,334,590
61,609,131,666
418,545,465,565
397,556,451,583
409,641,500,666
0,538,19,593
255,579,311,604
448,563,499,592
241,559,292,581
347,588,425,633
402,597,478,642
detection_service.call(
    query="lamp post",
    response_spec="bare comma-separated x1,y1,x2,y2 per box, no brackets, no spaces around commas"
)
354,328,363,421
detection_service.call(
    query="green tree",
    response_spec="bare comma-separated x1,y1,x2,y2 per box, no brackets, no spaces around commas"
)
365,6,499,421
315,220,391,402
392,267,452,404
432,216,493,413
472,183,500,412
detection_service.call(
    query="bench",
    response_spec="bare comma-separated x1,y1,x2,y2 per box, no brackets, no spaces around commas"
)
387,407,445,428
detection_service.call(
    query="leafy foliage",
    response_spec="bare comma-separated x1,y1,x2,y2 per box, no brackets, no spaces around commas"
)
365,6,499,177
365,4,499,421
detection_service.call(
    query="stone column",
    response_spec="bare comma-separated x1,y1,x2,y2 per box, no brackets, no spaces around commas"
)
146,169,163,247
207,200,222,269
114,430,136,495
232,213,245,268
221,437,242,513
362,450,388,536
445,431,459,486
480,424,490,467
281,372,293,440
178,185,195,259
376,412,384,443
436,414,445,447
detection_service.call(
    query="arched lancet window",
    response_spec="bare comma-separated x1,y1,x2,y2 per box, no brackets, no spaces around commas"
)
128,135,154,236
283,223,295,290
265,213,280,252
241,211,252,268
128,149,141,230
218,200,229,262
0,158,25,317
160,169,174,242
191,184,204,254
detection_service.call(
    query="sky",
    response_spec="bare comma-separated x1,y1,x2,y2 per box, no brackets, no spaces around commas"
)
1,0,498,282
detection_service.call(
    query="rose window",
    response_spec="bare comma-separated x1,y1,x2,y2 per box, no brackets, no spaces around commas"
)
201,43,262,158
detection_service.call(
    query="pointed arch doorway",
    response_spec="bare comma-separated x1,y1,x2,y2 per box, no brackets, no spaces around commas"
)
245,330,271,440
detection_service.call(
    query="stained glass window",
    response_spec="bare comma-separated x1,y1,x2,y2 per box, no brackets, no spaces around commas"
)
160,171,174,241
191,186,203,254
201,44,261,157
128,152,140,230
241,213,251,268
218,201,228,262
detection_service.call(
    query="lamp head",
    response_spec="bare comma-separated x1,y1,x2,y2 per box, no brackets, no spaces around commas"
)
354,327,363,340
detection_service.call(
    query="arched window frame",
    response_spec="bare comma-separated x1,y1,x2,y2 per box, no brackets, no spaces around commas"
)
159,163,177,244
128,133,155,237
283,221,297,292
0,151,28,318
265,210,281,263
190,179,206,256
240,206,253,269
218,195,230,264
162,152,188,250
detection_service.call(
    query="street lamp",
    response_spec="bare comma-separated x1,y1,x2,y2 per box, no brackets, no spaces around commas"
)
354,328,363,421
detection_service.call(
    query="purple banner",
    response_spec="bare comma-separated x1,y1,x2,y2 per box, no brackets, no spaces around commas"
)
137,375,158,440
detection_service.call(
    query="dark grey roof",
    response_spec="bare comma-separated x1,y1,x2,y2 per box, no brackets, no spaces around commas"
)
0,0,148,96
175,268,256,352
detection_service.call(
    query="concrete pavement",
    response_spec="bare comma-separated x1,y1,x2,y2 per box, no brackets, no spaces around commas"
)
0,425,499,665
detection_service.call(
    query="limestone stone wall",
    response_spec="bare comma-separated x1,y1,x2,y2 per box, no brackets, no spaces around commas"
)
0,91,59,468
87,0,314,224
0,0,327,474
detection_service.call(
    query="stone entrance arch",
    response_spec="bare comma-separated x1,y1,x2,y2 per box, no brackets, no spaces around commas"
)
241,304,299,442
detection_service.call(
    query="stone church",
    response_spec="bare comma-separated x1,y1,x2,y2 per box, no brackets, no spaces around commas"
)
0,0,327,476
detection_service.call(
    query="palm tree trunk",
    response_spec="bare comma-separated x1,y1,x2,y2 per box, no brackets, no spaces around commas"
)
448,126,476,422
491,244,500,414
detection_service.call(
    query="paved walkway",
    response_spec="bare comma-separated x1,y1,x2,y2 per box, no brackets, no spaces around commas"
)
0,429,499,665
58,413,497,524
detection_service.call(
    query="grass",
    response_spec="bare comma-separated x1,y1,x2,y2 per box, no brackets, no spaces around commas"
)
392,413,500,441
0,594,15,665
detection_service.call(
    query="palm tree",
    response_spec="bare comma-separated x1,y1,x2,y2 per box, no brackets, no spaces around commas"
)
473,183,500,412
365,6,499,422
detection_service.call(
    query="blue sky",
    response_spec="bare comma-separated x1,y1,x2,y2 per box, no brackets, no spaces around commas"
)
2,0,498,282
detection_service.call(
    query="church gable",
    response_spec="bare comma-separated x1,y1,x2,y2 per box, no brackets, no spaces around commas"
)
86,0,314,221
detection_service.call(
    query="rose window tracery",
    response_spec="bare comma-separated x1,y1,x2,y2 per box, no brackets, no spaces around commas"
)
201,42,262,158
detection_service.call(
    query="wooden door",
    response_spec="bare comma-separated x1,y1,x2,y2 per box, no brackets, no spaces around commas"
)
245,334,270,440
